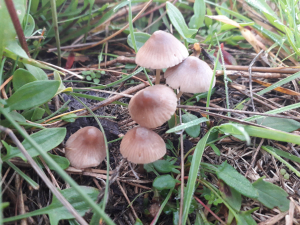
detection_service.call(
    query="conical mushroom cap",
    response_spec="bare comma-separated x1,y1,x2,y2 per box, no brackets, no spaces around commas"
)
165,56,216,93
135,30,188,69
120,127,166,164
129,85,177,128
65,126,106,169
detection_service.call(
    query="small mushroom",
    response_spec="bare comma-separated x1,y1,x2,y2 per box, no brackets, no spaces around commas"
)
65,126,106,169
120,126,166,164
164,56,216,97
135,30,188,84
129,85,177,128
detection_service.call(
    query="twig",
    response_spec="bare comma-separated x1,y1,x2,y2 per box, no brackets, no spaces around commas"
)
225,65,300,74
0,75,13,90
245,138,264,177
71,0,153,51
50,0,61,66
0,126,88,225
15,174,27,225
116,179,139,220
4,0,30,57
177,108,270,128
54,77,155,127
194,196,226,225
248,50,264,111
177,105,300,121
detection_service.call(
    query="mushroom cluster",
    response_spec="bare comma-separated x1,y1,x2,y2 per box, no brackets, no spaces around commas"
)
64,31,216,168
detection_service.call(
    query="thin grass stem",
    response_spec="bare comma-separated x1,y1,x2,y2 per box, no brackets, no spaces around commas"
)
50,0,61,66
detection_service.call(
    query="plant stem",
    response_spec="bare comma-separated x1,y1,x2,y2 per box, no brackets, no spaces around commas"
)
155,69,161,85
176,91,183,99
50,0,61,66
4,0,30,57
0,57,6,86
215,35,230,117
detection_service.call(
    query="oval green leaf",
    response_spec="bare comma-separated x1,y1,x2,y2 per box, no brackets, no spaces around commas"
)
153,175,176,190
216,162,258,198
166,2,197,39
6,80,60,111
13,68,37,90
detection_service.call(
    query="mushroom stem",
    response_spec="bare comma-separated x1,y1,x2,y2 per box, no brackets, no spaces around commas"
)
176,91,183,99
155,69,161,85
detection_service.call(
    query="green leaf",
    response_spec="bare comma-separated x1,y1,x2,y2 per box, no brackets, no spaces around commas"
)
182,113,201,138
153,175,176,190
5,80,60,111
153,160,179,174
134,218,143,225
31,107,45,121
13,68,37,90
219,123,300,145
61,113,77,123
0,0,26,49
263,146,300,164
6,161,39,189
2,128,66,161
2,186,99,225
5,43,48,80
219,180,241,211
168,114,180,129
54,71,73,94
209,143,220,156
218,123,250,145
216,162,258,198
253,177,289,211
0,202,10,210
256,117,300,132
166,2,197,39
182,129,213,224
35,153,70,170
236,209,258,225
23,14,35,37
0,111,26,127
127,32,151,51
188,0,205,29
166,117,208,134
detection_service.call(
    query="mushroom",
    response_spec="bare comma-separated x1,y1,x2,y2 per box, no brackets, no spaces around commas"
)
120,126,166,164
65,126,106,169
164,56,216,98
135,30,188,85
128,85,177,128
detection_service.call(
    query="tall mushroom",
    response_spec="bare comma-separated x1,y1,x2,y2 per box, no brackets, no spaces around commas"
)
65,126,106,169
128,85,177,128
120,126,166,164
164,56,216,98
135,30,188,85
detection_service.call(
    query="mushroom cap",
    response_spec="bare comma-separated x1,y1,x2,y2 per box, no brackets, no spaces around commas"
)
129,85,177,128
135,30,189,69
165,56,216,93
65,126,106,169
120,127,166,164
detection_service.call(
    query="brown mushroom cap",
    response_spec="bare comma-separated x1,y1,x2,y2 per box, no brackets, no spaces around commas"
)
164,56,216,93
129,85,177,128
135,30,189,69
65,126,106,169
120,126,166,164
